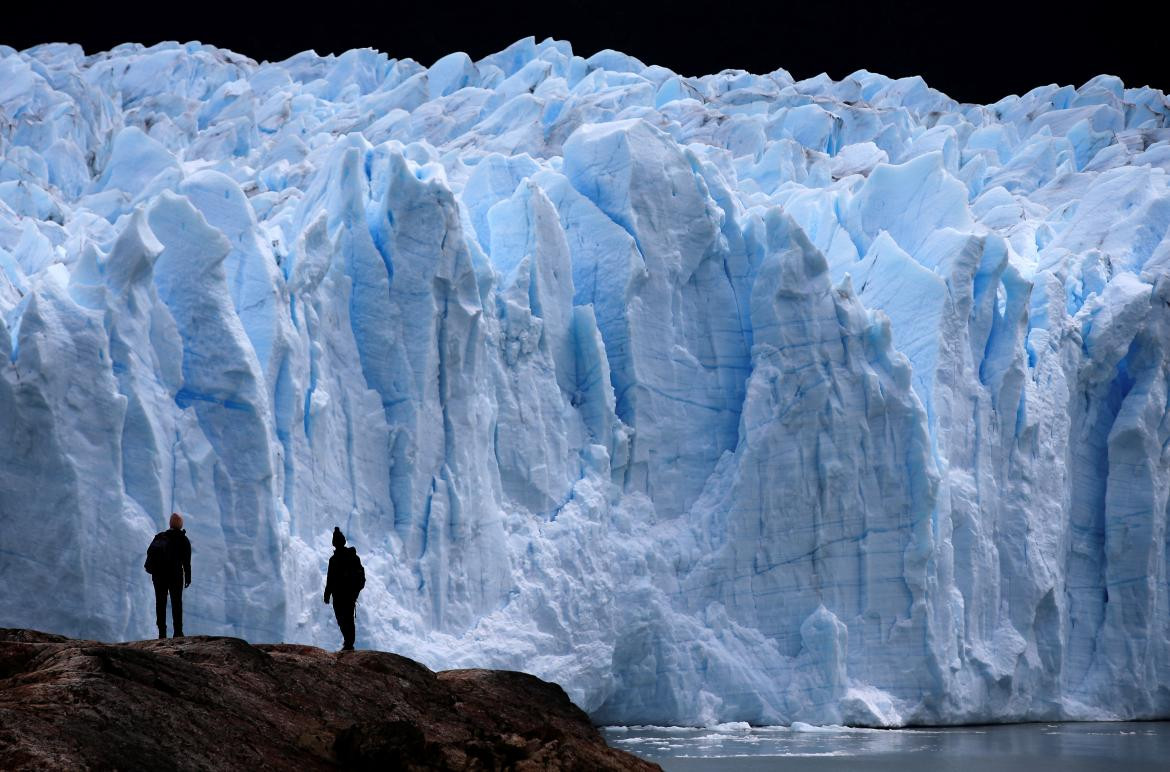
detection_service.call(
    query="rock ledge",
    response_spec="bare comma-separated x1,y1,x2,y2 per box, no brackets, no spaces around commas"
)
0,629,658,771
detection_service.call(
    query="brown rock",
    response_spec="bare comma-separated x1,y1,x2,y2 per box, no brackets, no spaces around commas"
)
0,629,659,771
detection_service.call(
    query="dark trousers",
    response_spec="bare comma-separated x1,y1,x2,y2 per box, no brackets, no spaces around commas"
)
332,594,356,649
153,574,184,637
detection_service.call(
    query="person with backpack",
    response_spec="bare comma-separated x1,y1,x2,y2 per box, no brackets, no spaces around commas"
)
144,512,192,639
323,526,364,652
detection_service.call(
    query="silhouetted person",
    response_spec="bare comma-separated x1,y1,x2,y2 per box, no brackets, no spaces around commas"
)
145,512,192,639
324,527,365,652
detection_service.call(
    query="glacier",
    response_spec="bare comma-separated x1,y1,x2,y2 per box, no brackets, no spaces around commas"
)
1,37,1169,727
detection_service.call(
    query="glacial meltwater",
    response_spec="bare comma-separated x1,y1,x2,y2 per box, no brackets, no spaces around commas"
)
602,721,1170,771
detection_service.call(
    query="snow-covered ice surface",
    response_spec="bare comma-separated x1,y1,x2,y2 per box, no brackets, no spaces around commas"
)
1,37,1168,726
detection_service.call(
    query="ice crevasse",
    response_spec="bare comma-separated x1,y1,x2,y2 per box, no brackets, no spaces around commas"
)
1,37,1169,726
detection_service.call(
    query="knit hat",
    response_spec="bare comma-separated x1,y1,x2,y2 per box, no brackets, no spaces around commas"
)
169,512,184,529
332,527,346,548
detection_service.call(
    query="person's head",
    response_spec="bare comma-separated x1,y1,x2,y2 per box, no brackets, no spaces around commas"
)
332,527,346,548
169,512,184,529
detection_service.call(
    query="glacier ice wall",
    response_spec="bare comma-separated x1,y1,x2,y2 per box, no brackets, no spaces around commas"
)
1,37,1169,726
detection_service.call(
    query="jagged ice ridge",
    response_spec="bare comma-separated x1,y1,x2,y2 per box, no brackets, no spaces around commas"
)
1,37,1169,726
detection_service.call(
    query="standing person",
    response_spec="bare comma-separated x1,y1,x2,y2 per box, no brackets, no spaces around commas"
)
144,512,192,639
323,527,365,652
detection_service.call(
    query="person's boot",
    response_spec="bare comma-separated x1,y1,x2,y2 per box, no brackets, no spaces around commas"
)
158,628,166,640
173,629,184,638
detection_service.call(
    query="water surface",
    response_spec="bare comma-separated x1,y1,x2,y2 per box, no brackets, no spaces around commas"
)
602,721,1170,771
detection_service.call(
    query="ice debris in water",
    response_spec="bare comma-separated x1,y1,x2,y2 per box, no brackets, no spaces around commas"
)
1,37,1169,726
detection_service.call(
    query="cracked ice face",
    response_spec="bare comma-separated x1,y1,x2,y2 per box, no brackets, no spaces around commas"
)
0,37,1168,727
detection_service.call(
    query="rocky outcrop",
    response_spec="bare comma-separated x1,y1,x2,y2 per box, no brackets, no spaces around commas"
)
0,630,657,771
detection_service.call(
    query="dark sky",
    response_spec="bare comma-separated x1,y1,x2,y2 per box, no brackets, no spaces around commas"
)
5,1,1165,105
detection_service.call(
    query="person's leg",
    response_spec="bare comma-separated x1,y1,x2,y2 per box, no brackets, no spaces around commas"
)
342,598,356,650
170,579,184,637
331,599,344,647
153,577,167,638
333,596,355,650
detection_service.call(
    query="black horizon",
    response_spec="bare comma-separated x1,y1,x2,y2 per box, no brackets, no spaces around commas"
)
4,2,1166,108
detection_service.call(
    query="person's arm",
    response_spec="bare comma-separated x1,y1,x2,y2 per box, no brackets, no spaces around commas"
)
323,556,333,604
183,536,192,587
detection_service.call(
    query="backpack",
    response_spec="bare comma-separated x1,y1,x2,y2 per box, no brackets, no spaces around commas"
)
144,531,170,574
339,549,366,594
